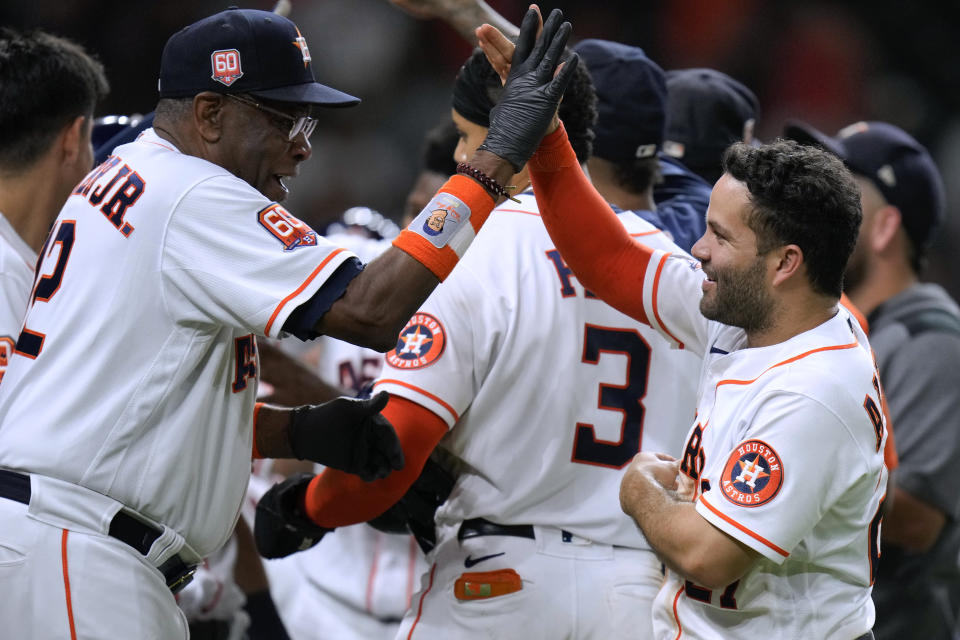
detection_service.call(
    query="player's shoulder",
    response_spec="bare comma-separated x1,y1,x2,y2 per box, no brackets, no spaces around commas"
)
761,311,876,406
116,128,246,192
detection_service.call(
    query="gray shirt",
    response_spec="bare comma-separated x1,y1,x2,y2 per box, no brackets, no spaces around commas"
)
870,283,960,639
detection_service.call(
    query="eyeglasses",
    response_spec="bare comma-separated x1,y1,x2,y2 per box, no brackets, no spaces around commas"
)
226,93,318,141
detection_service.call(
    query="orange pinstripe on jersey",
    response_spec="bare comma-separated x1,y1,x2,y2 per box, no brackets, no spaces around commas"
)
698,495,789,557
264,247,346,335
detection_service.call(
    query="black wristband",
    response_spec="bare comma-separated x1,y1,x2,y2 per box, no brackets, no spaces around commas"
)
456,162,520,203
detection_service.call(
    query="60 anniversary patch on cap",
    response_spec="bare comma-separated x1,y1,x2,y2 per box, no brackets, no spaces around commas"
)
158,7,359,107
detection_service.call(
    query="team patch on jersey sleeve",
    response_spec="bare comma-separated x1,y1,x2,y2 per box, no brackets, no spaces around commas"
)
386,313,446,369
257,204,318,251
720,440,783,507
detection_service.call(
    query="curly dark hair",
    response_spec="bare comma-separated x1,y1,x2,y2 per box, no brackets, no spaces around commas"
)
0,28,109,171
420,120,459,176
722,140,862,298
612,157,662,194
452,48,596,164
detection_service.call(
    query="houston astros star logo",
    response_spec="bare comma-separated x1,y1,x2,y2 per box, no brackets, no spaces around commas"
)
292,27,311,67
386,313,446,369
721,439,783,507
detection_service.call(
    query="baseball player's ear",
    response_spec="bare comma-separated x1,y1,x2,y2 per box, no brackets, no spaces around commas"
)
870,205,902,253
193,92,225,143
60,116,90,164
59,115,88,167
771,244,804,287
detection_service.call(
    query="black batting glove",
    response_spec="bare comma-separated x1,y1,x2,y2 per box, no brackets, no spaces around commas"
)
478,7,579,172
287,391,405,482
254,473,331,559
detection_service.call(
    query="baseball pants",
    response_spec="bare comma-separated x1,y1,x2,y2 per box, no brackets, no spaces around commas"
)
0,497,189,639
395,519,663,640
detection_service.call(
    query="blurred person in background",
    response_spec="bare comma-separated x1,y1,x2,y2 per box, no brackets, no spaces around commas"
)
250,116,462,640
0,27,107,381
662,67,759,186
787,120,960,640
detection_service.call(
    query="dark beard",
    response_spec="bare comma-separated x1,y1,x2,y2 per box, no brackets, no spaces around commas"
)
699,256,775,333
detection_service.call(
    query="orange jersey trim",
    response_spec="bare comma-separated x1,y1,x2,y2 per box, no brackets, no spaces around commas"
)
651,252,683,348
840,293,869,334
672,583,686,640
264,248,346,335
630,230,663,238
61,529,78,640
715,341,859,389
375,378,460,422
699,494,789,557
495,208,540,217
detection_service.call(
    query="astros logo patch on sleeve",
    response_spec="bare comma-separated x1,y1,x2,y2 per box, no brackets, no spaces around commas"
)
258,204,318,251
386,313,446,369
721,440,783,507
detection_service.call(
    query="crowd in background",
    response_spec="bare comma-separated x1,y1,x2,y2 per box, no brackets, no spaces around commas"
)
3,0,958,300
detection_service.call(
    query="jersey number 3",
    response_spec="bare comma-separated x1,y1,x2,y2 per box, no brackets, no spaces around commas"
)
571,325,652,469
16,220,76,359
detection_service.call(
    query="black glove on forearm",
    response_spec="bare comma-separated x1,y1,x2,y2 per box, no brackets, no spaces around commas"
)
478,7,579,172
287,391,405,482
254,473,331,559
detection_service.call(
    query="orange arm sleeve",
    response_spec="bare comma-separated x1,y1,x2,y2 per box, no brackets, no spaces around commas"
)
528,123,654,325
302,395,449,527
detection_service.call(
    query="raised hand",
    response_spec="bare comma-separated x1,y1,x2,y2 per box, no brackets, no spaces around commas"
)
477,6,578,172
287,391,405,482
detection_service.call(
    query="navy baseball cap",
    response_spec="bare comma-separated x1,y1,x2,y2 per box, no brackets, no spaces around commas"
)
158,8,359,107
784,120,946,253
663,68,759,174
573,39,666,163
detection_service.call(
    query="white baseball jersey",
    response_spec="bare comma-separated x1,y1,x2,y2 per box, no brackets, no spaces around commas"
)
0,128,358,557
374,192,700,548
265,230,429,640
0,212,36,382
635,250,886,639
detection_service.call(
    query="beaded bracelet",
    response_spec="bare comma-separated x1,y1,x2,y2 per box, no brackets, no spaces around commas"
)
455,162,520,203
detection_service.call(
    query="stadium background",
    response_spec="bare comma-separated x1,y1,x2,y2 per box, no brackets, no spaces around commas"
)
3,0,958,298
